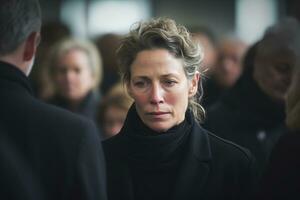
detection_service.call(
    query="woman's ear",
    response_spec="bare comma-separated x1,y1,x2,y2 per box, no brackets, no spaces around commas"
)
188,71,200,97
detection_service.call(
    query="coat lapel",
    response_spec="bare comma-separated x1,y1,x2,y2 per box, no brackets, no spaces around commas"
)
172,124,212,200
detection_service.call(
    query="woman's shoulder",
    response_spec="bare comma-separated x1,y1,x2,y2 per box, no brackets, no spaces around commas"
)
196,125,254,163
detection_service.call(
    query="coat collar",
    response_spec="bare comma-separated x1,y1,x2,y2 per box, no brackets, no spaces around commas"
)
103,121,213,200
172,123,212,200
0,61,33,95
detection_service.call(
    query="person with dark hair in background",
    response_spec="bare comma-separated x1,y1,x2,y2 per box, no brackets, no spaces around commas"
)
94,33,122,95
102,17,257,200
204,18,300,176
0,1,107,199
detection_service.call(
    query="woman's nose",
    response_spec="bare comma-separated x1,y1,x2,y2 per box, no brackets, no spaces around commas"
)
65,71,76,83
150,84,164,104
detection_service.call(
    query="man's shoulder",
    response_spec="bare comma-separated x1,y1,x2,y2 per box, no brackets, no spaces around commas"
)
35,99,96,131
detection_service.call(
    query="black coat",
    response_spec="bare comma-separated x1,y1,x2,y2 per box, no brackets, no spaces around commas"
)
0,127,43,200
0,61,107,200
256,131,300,199
204,73,286,174
103,110,257,200
48,90,100,123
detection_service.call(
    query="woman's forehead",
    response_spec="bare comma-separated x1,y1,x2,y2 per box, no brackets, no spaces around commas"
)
130,49,184,77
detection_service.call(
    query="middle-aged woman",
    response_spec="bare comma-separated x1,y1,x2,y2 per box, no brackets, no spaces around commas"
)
47,38,102,122
102,18,257,200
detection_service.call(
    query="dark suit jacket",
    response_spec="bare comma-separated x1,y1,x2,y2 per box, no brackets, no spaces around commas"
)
103,120,257,200
0,127,43,200
0,61,107,200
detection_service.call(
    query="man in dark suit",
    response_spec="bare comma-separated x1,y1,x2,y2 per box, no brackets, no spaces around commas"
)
0,0,107,200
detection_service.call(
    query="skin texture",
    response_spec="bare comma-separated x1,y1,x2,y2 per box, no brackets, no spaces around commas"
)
54,49,94,102
127,49,199,133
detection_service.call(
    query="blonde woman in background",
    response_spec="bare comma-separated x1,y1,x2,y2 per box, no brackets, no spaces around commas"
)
47,38,102,122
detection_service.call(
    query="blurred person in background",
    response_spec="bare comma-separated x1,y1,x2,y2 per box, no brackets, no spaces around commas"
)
190,26,218,74
97,83,133,140
95,33,122,95
202,35,248,108
256,41,300,199
102,17,257,200
47,38,102,122
29,21,71,100
204,18,299,176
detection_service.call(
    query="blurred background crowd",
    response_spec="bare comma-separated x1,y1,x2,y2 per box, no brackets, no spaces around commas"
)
29,0,300,181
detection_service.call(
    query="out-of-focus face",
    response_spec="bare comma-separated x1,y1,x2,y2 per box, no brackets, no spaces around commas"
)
103,106,127,138
286,68,300,130
214,40,247,88
54,49,94,101
253,49,295,103
127,49,199,133
192,34,217,73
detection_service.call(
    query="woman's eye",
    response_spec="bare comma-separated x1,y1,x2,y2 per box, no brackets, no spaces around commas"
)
274,64,291,74
134,81,147,88
164,80,177,86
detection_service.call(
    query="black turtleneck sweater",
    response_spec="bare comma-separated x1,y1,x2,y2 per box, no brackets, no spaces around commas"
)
204,72,287,174
120,105,193,200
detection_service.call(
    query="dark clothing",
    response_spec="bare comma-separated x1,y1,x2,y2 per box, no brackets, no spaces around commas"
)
202,77,227,108
257,131,300,200
204,73,286,174
103,105,257,200
0,61,107,200
48,91,100,122
0,127,43,200
126,107,192,200
100,70,120,95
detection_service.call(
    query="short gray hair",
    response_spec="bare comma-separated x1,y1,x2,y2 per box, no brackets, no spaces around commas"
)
0,0,41,55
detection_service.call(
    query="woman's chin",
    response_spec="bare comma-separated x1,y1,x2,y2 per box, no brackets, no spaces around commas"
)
146,122,173,133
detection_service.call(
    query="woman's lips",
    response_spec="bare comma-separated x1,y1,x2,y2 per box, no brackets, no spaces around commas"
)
148,112,169,115
146,112,170,121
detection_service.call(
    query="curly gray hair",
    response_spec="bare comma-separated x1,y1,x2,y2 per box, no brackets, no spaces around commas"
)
117,17,205,122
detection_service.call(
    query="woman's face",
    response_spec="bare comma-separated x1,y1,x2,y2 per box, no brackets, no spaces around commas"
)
127,49,199,133
54,49,94,101
253,49,294,103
